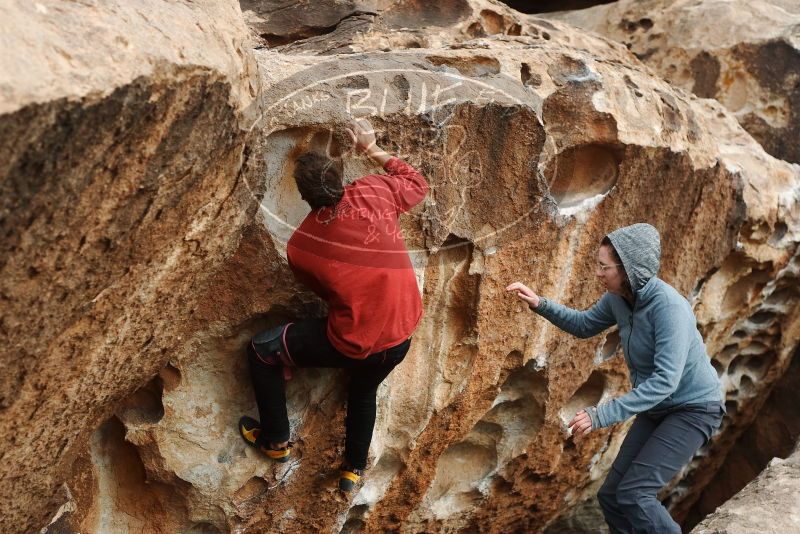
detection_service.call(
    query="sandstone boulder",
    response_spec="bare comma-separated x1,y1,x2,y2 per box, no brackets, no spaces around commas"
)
251,1,800,526
682,346,800,530
691,442,800,533
2,1,799,534
548,0,800,164
0,0,258,531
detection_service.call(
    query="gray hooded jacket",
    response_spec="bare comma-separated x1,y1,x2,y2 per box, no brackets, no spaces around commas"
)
534,223,722,428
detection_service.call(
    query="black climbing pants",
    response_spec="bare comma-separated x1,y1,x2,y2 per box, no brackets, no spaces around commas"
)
247,318,410,470
597,401,725,534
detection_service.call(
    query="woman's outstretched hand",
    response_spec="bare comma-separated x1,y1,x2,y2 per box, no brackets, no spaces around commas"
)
568,409,594,437
506,282,541,309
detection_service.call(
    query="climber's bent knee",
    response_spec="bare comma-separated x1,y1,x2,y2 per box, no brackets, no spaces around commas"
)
250,323,295,370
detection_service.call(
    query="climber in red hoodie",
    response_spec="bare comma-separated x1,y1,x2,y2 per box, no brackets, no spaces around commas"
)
239,118,428,491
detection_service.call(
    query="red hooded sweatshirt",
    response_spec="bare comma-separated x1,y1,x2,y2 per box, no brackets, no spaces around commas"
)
286,157,428,358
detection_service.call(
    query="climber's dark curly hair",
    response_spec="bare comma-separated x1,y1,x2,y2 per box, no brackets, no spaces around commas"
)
293,152,343,210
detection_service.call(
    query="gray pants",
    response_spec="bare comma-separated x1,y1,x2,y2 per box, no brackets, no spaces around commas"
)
598,402,725,534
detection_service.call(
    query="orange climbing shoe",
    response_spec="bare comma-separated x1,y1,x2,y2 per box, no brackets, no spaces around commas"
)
338,463,364,492
238,416,292,463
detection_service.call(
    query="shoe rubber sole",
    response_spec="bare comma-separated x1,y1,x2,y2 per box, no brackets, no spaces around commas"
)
338,468,362,491
239,415,291,463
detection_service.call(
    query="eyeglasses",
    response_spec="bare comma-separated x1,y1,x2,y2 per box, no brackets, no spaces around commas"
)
597,262,623,272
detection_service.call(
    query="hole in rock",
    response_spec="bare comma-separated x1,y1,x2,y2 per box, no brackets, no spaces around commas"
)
479,10,505,35
428,439,497,504
340,517,365,534
721,269,771,313
481,398,543,458
739,375,755,396
466,21,485,38
711,359,724,377
494,361,548,407
383,0,471,29
728,354,747,376
159,363,181,392
744,356,768,377
116,373,165,425
392,74,410,102
260,127,345,248
691,266,718,299
765,286,800,307
364,451,402,497
81,416,193,532
475,364,547,457
426,363,546,517
753,333,780,347
561,371,606,423
638,18,654,30
520,63,542,87
747,310,777,326
187,523,222,534
768,221,788,245
338,75,369,90
745,221,771,241
547,56,591,85
740,341,767,355
341,504,369,534
752,350,776,377
491,476,514,494
598,329,620,361
546,144,621,210
498,1,616,14
426,55,501,77
717,344,739,364
439,232,472,252
506,350,524,369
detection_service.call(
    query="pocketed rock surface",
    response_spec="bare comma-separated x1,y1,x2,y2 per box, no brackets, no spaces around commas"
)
1,1,799,533
548,0,800,164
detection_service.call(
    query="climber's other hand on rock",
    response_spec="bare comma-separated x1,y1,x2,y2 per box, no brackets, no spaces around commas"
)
346,118,377,154
346,118,392,166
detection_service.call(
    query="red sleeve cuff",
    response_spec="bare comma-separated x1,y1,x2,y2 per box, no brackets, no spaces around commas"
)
383,156,399,171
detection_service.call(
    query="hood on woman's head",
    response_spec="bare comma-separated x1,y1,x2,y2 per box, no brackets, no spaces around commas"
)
606,223,661,293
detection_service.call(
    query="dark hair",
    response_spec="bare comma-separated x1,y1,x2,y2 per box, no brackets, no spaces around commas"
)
601,236,633,295
293,152,343,209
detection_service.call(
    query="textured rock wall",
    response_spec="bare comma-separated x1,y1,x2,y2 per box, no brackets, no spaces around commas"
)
547,0,800,522
2,1,799,533
548,0,800,163
0,1,259,532
683,346,800,530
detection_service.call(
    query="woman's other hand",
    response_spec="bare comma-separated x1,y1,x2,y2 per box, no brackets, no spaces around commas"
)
568,409,594,437
506,282,541,309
